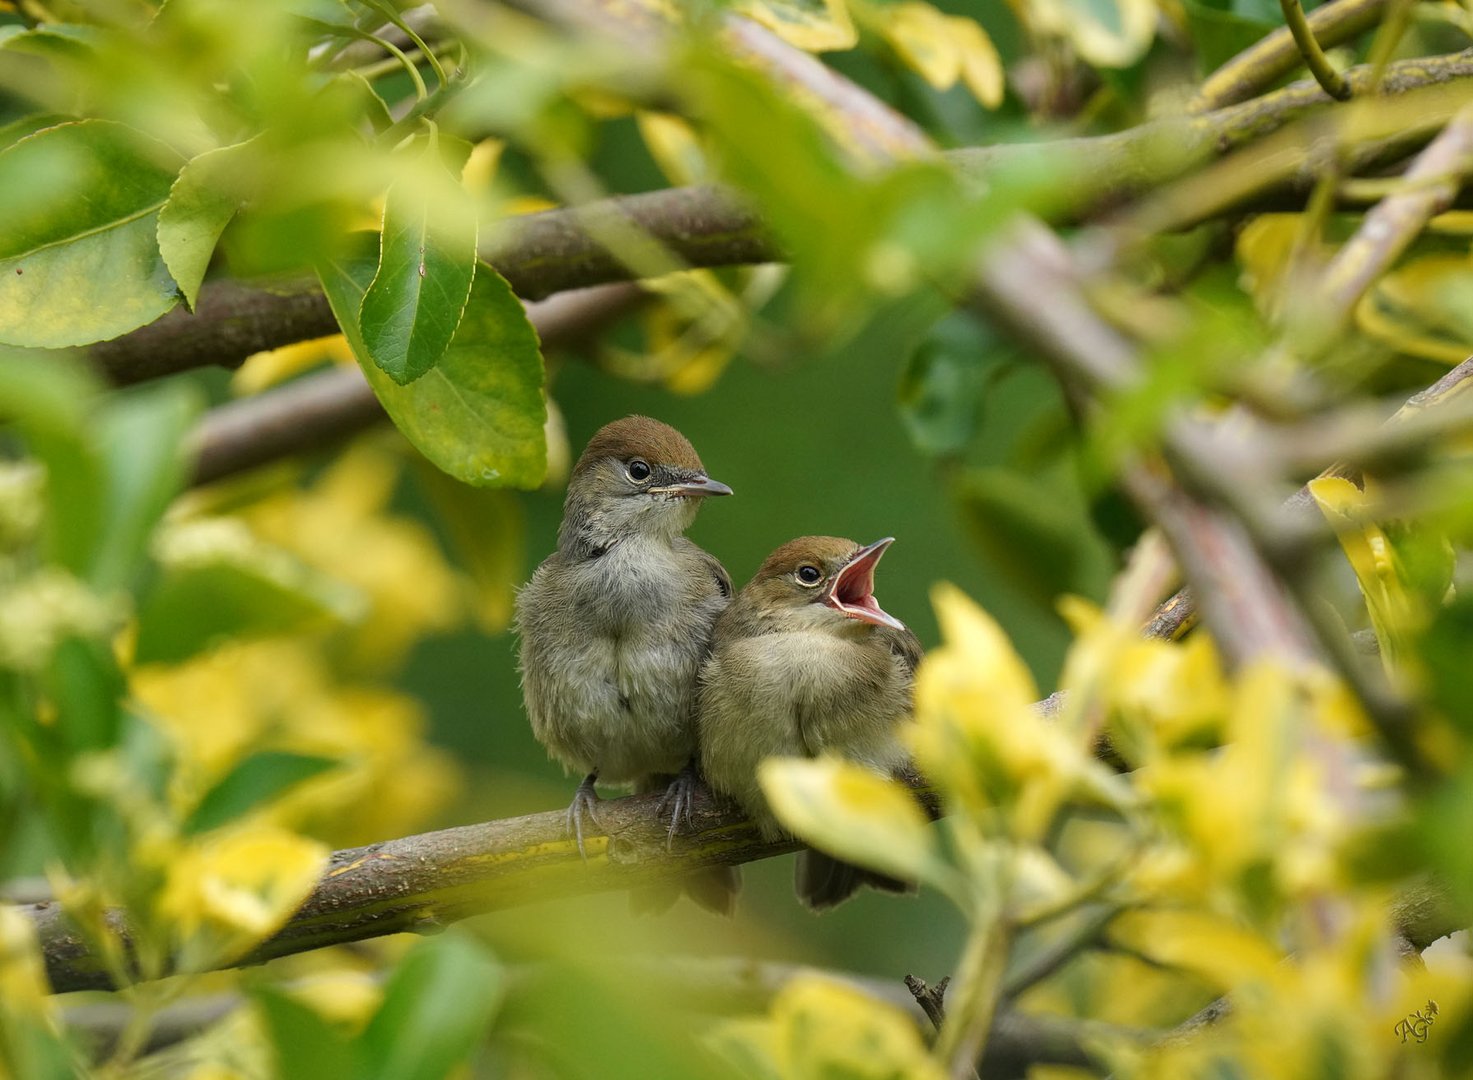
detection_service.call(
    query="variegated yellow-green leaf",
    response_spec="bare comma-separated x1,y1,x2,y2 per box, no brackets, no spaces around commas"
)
733,0,857,51
777,976,946,1080
1109,909,1281,990
157,138,259,311
954,15,1005,108
0,120,181,346
1028,0,1157,69
758,757,956,894
873,2,959,88
159,826,329,969
1308,476,1417,670
1357,254,1473,364
867,2,1004,108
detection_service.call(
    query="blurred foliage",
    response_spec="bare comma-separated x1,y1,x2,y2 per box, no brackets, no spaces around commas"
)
1,0,1473,1078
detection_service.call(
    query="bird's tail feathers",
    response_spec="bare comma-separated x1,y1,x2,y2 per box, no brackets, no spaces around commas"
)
795,850,912,912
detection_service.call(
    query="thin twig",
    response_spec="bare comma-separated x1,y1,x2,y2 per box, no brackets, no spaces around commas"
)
1192,0,1394,112
904,974,951,1033
1281,0,1353,101
1000,904,1124,1001
1314,103,1473,333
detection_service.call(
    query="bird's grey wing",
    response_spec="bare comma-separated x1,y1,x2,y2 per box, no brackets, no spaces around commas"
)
882,625,924,675
675,537,733,599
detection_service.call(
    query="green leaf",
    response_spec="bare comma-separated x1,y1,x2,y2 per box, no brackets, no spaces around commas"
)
157,139,258,311
43,636,123,753
1182,0,1273,72
254,985,356,1080
0,354,197,588
897,315,1006,458
0,113,71,155
357,135,478,385
0,119,182,347
415,461,524,632
185,751,339,835
0,350,107,576
361,931,501,1080
319,240,546,488
135,525,364,665
358,183,477,384
93,381,200,591
954,465,1102,607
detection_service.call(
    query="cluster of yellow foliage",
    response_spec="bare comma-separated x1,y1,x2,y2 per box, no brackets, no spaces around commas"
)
0,441,470,1069
727,577,1468,1077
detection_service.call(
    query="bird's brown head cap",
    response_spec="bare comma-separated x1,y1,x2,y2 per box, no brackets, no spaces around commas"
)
575,416,706,478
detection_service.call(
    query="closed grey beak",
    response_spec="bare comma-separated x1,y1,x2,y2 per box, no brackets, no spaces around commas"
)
651,475,733,498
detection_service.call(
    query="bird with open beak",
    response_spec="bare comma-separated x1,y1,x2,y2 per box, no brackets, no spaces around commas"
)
515,416,738,911
697,535,922,910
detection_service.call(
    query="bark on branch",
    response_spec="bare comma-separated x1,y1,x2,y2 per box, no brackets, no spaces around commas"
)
186,282,647,487
28,786,796,994
90,52,1473,389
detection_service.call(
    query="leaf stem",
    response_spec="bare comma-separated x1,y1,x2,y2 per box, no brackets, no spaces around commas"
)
1281,0,1353,101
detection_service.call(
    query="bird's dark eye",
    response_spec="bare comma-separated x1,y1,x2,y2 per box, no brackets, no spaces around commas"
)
796,565,822,587
627,459,651,482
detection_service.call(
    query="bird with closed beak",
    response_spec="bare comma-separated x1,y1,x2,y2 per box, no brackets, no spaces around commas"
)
698,535,922,910
515,416,738,911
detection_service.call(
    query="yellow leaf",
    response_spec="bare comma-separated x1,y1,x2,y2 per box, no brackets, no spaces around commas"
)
734,0,858,52
1308,477,1417,668
953,16,1005,109
281,970,384,1032
868,3,1003,108
159,825,328,968
461,138,504,198
758,757,950,891
775,975,947,1079
1357,253,1473,364
1109,632,1229,749
1027,0,1157,68
1109,909,1281,989
874,2,960,89
636,112,708,187
927,583,1039,708
0,906,50,1015
1235,213,1317,323
913,585,1099,840
232,335,355,396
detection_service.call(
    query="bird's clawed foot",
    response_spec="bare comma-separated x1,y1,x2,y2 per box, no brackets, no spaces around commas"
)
566,772,603,860
655,761,702,849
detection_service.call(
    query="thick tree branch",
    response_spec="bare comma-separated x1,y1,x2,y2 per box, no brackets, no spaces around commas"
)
64,957,1149,1074
92,189,771,386
29,787,795,994
186,283,647,487
89,53,1473,388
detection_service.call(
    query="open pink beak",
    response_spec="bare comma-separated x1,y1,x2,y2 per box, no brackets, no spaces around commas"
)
823,537,906,631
